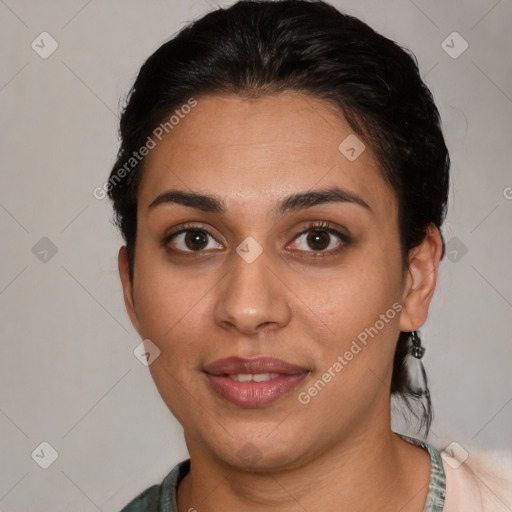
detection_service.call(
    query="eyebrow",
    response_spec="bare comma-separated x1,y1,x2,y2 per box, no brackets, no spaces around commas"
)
148,185,372,218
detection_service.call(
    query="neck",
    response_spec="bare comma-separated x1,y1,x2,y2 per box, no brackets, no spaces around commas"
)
177,420,431,512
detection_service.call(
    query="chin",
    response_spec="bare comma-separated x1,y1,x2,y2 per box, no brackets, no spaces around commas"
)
201,427,311,472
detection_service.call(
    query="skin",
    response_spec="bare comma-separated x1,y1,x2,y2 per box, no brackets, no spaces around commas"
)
118,92,443,512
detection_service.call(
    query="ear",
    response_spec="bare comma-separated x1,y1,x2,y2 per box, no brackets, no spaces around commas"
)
118,246,141,335
399,223,443,332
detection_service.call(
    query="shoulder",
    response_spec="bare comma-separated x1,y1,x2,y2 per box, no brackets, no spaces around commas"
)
119,459,191,512
440,442,512,512
120,483,160,512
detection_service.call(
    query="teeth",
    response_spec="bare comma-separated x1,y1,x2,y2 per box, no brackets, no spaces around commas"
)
228,373,280,382
231,373,253,382
252,373,280,382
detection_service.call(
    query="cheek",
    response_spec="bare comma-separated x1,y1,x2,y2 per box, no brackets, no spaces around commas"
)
299,249,404,409
132,253,210,415
294,259,403,415
292,252,402,343
131,246,210,355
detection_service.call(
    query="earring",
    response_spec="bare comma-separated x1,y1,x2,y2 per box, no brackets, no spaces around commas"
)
410,330,425,359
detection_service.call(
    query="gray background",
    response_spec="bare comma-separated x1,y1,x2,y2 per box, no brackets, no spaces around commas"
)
0,0,511,510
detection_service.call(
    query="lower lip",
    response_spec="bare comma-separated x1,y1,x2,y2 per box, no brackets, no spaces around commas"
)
204,372,309,407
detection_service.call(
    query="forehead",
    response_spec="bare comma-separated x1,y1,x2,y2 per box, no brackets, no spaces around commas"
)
138,92,395,217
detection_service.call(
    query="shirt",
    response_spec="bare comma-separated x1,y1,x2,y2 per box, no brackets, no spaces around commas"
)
120,433,446,512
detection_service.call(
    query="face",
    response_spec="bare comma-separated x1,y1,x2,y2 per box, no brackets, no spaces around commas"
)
119,92,437,470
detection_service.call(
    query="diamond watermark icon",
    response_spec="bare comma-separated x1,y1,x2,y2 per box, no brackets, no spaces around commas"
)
441,441,469,469
31,32,59,59
31,441,59,469
441,32,468,59
445,236,468,263
338,134,365,161
134,339,161,366
236,236,263,264
32,237,58,263
236,442,263,467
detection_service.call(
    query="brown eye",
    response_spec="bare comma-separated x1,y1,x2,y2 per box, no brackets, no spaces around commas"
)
184,230,209,251
289,222,350,256
164,227,223,253
306,230,331,251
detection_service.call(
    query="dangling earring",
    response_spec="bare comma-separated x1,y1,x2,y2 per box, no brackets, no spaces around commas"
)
410,330,425,359
405,330,433,433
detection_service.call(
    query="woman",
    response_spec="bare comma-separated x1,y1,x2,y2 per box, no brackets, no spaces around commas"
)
107,1,512,510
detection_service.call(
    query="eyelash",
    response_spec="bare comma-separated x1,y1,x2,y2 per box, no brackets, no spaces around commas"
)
161,221,350,258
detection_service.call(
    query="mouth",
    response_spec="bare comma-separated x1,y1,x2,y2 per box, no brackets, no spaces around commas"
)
202,356,310,407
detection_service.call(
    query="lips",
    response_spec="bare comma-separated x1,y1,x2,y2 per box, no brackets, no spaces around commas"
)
203,356,309,375
202,356,310,407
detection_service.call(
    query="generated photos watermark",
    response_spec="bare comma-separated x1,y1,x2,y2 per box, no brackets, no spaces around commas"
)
93,97,198,200
298,301,403,404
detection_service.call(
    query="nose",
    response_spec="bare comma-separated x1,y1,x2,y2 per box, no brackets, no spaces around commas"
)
213,247,292,336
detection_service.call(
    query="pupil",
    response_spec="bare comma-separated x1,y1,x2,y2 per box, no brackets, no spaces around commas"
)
185,230,207,250
307,230,329,250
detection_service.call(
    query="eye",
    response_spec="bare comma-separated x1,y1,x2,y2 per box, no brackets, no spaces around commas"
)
163,224,223,253
162,221,350,256
288,221,350,256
